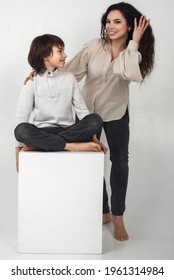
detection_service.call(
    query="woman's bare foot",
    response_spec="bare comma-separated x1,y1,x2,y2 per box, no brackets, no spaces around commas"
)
111,214,129,241
65,142,102,152
103,213,111,224
22,144,39,151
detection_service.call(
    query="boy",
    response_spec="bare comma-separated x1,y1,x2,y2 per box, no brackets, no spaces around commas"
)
14,34,107,171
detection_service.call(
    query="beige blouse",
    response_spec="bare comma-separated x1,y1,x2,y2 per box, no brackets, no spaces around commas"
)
65,38,143,121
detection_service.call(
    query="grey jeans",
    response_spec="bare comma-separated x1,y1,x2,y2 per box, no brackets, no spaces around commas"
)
14,113,103,151
98,110,129,215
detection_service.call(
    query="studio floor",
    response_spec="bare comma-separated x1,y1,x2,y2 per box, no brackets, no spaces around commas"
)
0,140,174,260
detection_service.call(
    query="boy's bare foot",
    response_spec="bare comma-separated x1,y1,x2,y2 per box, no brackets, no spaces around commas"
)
111,214,129,241
103,213,111,224
92,135,108,154
22,144,39,151
65,142,102,152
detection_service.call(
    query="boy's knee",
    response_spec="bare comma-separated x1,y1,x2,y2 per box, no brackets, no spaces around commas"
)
87,113,103,132
14,123,30,140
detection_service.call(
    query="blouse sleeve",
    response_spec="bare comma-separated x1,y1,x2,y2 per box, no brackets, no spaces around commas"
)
65,44,89,82
113,40,143,82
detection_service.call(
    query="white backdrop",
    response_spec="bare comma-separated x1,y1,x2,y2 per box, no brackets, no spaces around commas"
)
0,0,174,259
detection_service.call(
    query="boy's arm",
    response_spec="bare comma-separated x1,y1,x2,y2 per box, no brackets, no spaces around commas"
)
16,81,34,125
15,81,34,171
71,76,90,120
15,147,22,172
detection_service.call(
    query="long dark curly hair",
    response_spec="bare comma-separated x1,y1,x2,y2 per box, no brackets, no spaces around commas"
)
101,2,155,79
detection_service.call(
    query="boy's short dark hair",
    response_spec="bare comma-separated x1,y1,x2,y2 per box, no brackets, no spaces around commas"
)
28,34,65,74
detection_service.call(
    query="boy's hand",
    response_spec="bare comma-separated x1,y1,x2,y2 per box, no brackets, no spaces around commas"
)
24,70,37,85
92,135,108,154
15,147,23,172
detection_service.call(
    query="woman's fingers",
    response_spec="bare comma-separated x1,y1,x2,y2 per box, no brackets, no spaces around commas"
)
138,15,149,30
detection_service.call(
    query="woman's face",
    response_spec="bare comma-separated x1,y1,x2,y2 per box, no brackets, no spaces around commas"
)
105,10,129,41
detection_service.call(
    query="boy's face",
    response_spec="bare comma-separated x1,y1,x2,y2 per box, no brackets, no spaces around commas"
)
44,45,67,71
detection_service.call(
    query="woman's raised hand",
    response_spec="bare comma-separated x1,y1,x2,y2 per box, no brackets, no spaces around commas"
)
133,15,149,44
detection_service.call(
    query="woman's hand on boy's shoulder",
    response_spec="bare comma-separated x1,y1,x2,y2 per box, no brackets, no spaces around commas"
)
24,70,37,85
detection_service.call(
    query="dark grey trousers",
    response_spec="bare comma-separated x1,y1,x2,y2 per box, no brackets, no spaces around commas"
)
98,110,129,216
14,113,103,151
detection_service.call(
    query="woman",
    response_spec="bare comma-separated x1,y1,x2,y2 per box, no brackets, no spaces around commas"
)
26,2,155,241
64,2,155,241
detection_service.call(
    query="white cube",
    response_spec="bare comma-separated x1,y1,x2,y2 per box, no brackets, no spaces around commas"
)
18,151,104,254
